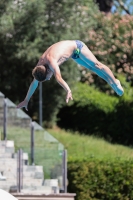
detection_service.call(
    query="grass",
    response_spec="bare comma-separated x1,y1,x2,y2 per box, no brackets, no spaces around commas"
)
47,127,133,161
1,126,133,162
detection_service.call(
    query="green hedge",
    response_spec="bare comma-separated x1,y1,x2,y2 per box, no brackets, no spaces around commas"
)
68,159,133,200
57,82,133,145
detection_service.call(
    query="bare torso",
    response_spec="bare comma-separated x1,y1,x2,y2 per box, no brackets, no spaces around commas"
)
40,40,77,66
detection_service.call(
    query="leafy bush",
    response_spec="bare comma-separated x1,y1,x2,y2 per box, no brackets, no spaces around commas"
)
68,159,133,200
57,82,118,135
57,82,133,145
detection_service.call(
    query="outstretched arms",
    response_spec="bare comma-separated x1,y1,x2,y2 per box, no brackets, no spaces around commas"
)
17,78,39,110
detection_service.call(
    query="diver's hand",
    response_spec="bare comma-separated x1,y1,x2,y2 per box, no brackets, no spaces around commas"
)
66,91,73,103
17,99,28,111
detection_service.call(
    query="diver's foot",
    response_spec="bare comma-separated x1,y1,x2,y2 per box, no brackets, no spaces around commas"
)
115,79,124,96
110,79,124,96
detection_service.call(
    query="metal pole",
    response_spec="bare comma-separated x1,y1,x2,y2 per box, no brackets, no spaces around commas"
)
20,149,23,191
62,149,67,193
31,122,35,165
3,99,7,140
17,150,19,192
39,82,43,126
17,149,23,192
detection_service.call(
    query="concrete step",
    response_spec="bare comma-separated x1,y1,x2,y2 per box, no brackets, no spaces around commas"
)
0,141,15,154
9,174,42,181
0,140,14,147
23,166,43,172
0,141,7,146
0,157,17,163
0,168,17,174
23,172,44,179
0,179,43,187
0,174,44,183
43,179,58,187
23,178,43,186
0,168,44,181
0,159,17,176
13,152,29,160
0,181,42,188
0,181,17,186
0,171,44,180
0,146,6,153
12,153,29,165
5,147,15,154
0,159,17,168
1,174,16,178
0,168,17,176
21,186,53,194
23,183,43,188
0,152,13,158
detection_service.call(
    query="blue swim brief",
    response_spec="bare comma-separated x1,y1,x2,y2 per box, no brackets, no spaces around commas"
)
71,40,84,59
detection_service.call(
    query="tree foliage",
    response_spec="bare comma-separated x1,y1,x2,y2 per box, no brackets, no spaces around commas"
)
0,0,99,126
79,12,133,93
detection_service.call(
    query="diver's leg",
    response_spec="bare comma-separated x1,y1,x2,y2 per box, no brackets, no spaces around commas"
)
73,58,108,82
79,44,124,96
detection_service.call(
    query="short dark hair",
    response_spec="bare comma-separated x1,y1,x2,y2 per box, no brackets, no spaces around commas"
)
32,65,48,82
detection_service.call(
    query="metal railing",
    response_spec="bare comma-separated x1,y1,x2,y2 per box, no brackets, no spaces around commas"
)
0,92,67,193
17,149,23,192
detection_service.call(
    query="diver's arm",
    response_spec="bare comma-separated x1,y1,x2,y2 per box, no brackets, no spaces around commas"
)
17,78,39,110
50,60,73,103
